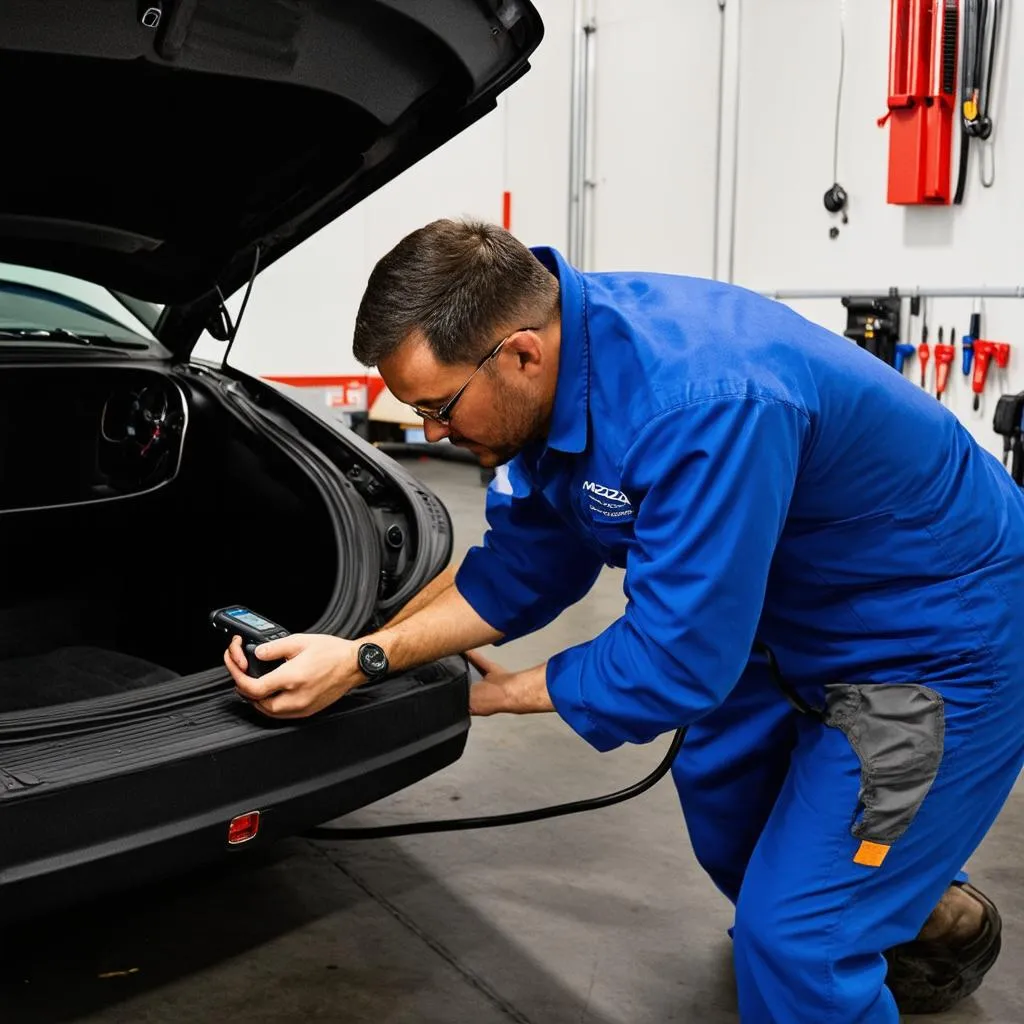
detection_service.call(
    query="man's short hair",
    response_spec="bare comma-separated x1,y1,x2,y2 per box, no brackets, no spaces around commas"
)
352,218,559,367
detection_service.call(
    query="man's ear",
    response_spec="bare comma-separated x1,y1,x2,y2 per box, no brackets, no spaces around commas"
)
504,329,545,379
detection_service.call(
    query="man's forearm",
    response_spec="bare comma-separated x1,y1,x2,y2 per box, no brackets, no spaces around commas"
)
367,575,555,716
470,662,555,715
366,579,503,673
381,565,456,628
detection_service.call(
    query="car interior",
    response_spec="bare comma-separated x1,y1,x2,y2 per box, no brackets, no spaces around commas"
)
0,365,338,712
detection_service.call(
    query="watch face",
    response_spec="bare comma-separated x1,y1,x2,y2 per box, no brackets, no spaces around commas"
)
360,644,388,676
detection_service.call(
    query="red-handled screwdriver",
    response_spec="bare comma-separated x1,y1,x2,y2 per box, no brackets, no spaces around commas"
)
972,340,995,410
919,325,931,387
935,326,955,400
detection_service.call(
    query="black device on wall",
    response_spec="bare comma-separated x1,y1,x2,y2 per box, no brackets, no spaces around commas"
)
842,294,902,367
992,391,1024,486
824,183,849,240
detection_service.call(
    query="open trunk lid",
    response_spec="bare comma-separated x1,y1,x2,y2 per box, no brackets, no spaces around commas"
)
0,0,543,354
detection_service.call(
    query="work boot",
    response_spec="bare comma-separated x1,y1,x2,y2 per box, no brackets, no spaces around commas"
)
885,882,1002,1014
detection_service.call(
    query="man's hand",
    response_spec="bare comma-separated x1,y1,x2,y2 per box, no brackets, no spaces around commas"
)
466,650,554,716
224,633,362,719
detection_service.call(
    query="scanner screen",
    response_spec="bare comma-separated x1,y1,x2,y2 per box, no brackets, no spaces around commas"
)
228,608,275,631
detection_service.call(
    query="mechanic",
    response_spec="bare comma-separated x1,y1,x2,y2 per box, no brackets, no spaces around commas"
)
224,219,1024,1023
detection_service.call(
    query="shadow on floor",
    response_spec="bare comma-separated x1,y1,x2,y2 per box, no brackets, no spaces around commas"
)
0,835,642,1024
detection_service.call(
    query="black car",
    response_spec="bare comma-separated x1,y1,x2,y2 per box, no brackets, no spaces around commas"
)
0,0,543,923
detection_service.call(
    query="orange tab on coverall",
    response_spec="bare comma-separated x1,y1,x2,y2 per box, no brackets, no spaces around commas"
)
853,840,891,867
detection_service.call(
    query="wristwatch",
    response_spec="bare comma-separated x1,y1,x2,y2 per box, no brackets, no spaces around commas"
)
357,641,390,680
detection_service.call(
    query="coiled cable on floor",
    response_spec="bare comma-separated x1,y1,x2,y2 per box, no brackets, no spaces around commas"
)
303,726,686,840
304,644,810,840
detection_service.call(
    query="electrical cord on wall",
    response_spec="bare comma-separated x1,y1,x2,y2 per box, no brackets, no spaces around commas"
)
832,0,846,190
823,0,849,236
977,0,1000,189
955,0,1003,203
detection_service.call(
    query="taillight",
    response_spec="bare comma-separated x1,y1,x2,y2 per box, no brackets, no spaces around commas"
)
228,811,261,845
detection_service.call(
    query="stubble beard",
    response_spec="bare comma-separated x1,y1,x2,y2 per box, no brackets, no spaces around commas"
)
472,377,547,468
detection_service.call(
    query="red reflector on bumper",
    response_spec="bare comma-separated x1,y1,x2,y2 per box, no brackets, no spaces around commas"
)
228,811,261,845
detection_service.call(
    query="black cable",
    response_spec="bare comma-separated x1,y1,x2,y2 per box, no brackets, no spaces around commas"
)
979,0,999,138
304,645,813,841
833,0,846,187
954,123,970,205
978,0,1001,188
304,726,686,840
754,642,825,722
823,0,848,232
955,0,1001,202
955,0,981,204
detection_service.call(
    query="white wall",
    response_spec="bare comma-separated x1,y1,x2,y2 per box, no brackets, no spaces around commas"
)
586,0,722,276
204,0,727,374
203,0,1024,465
198,0,574,379
578,0,1023,464
725,0,1023,461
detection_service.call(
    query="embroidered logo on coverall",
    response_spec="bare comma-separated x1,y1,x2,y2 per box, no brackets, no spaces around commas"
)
582,481,633,519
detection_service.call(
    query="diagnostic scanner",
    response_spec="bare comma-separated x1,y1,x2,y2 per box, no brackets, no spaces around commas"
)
210,606,290,678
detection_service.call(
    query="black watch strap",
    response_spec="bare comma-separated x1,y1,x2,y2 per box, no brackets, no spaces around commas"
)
357,642,389,679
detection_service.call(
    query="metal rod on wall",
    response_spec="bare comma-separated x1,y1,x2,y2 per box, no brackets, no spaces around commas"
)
567,0,585,264
726,0,743,283
580,14,597,271
763,287,1024,300
566,1,596,268
712,0,728,279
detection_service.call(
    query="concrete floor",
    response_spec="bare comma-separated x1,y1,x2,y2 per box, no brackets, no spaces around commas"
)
2,458,1022,1023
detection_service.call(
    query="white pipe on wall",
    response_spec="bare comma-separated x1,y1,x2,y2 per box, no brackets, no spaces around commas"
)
726,0,743,283
581,14,598,271
764,287,1024,300
567,0,584,263
712,0,728,279
712,0,744,282
567,0,596,268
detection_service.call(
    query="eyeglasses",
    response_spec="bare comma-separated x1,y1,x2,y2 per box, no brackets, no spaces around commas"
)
411,326,538,426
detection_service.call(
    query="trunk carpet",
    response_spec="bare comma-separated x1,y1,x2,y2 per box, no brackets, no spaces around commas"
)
0,646,179,712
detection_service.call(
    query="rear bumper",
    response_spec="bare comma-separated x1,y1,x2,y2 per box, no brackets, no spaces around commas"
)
0,658,469,924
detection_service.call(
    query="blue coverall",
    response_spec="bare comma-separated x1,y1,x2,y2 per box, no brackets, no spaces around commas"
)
454,247,1024,1022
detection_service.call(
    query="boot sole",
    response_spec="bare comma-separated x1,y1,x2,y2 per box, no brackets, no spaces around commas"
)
885,883,1003,1015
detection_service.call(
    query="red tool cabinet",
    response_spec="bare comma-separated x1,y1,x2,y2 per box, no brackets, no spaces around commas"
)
881,1,959,205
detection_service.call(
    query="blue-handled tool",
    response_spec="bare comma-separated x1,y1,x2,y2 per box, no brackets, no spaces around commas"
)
895,343,916,375
963,311,981,376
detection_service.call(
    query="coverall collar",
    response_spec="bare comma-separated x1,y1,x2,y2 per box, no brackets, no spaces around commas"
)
530,245,590,455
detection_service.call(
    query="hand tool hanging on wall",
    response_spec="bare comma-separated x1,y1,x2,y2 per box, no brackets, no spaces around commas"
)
954,0,1002,203
972,341,995,408
992,391,1024,485
842,294,901,366
971,340,1010,410
880,0,961,205
918,300,931,387
935,327,956,399
895,294,921,375
895,343,916,374
963,307,980,376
